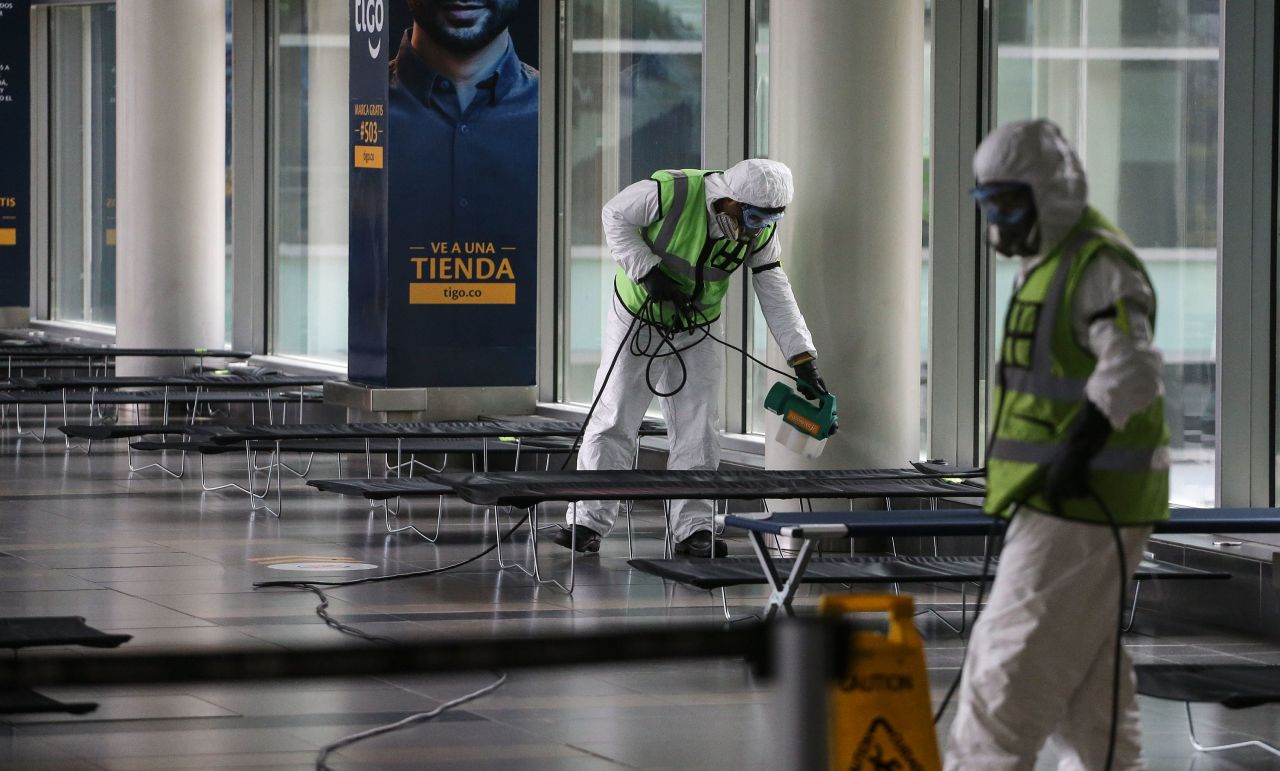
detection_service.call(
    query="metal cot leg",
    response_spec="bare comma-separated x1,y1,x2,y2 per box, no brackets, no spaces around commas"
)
1185,702,1280,757
747,530,816,620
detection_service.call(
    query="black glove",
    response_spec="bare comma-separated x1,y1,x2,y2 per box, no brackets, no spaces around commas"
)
791,356,829,401
1043,401,1112,513
641,265,686,308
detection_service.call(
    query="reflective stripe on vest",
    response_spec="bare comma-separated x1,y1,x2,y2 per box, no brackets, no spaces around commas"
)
647,171,697,279
987,439,1170,471
644,171,741,283
996,228,1128,403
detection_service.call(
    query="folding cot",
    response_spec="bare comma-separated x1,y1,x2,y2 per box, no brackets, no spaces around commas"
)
708,508,1280,618
1135,664,1280,759
1,373,325,442
308,468,986,593
165,417,667,518
0,617,131,715
308,470,1280,623
134,434,578,527
0,344,253,380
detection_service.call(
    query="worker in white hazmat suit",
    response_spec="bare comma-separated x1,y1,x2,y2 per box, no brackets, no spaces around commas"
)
945,119,1169,770
553,159,831,558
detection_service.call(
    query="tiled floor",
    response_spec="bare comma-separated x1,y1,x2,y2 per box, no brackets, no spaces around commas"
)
0,435,1276,769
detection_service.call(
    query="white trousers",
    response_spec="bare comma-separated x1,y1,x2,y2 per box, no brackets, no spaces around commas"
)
945,509,1152,771
566,296,723,543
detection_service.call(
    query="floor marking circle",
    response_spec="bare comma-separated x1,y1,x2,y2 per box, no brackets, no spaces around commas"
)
266,562,380,572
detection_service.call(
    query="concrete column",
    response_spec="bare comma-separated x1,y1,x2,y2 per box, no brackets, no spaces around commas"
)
115,0,225,374
765,1,923,472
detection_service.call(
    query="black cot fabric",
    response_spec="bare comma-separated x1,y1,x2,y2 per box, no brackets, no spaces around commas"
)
478,414,667,435
251,437,568,455
1136,665,1280,709
724,508,1280,538
911,461,986,480
724,509,989,538
628,556,1227,591
427,469,986,507
1157,507,1280,534
627,556,1000,590
108,426,228,446
0,346,253,359
210,418,665,445
0,688,97,716
8,390,323,406
308,478,455,498
60,424,195,441
131,440,235,454
5,374,326,391
129,437,576,455
0,617,132,650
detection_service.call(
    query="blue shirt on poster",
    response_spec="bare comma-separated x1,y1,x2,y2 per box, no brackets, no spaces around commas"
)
387,29,538,387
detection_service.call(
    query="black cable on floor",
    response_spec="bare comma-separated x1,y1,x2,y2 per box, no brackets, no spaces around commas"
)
257,301,641,603
252,512,531,770
255,290,821,767
315,672,508,771
293,583,392,644
253,300,646,768
933,511,1009,724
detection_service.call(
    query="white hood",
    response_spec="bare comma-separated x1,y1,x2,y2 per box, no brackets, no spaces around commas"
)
723,158,794,209
973,119,1088,255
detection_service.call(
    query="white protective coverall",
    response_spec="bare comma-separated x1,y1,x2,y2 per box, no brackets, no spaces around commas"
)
945,120,1165,771
566,161,816,543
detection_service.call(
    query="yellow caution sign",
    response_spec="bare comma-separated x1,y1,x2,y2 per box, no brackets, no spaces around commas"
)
820,594,941,771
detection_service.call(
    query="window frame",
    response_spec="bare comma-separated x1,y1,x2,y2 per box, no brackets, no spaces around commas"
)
31,0,118,339
1218,0,1277,508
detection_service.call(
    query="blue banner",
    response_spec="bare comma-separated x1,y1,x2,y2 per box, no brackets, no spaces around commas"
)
348,0,391,383
350,0,538,388
0,1,30,310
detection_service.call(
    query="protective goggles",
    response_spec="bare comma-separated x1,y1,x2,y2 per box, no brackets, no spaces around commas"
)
741,205,785,230
971,181,1034,226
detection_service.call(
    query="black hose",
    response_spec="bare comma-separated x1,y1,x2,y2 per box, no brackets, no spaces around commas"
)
1090,490,1128,771
933,510,1010,724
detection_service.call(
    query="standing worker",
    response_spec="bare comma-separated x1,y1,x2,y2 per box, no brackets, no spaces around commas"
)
946,119,1168,769
553,159,833,558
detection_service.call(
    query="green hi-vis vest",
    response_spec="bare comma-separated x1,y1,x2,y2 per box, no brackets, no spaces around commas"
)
984,207,1170,526
615,169,776,328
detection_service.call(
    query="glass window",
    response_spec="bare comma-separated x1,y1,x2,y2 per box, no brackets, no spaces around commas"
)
560,0,704,404
994,0,1219,506
49,4,116,326
269,0,349,363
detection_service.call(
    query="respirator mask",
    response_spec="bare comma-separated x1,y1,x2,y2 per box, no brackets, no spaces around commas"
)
972,181,1040,257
